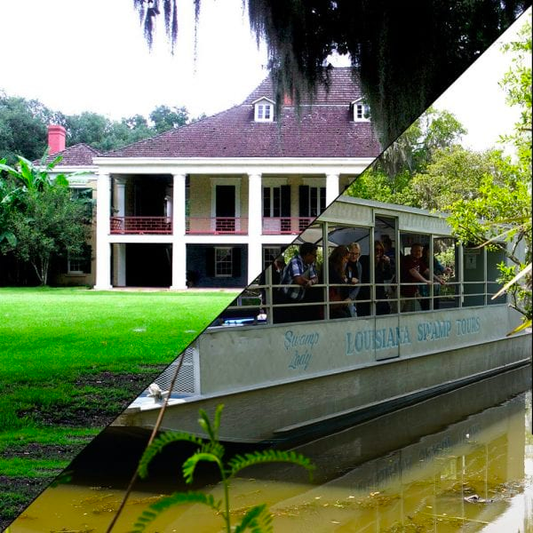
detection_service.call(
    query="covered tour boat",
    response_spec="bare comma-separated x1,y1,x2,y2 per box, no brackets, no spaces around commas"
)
113,197,531,443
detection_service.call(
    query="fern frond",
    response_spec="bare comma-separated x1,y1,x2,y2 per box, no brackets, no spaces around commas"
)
132,491,220,532
200,440,225,460
138,431,205,479
198,404,224,442
234,504,273,533
213,403,224,436
182,452,222,484
227,450,315,480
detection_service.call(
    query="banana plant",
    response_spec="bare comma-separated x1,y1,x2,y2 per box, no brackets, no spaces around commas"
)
133,405,315,532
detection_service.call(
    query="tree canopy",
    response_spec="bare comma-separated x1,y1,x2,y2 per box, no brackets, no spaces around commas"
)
0,155,92,285
134,0,531,146
447,15,531,325
347,12,532,323
346,107,469,207
0,92,196,163
0,92,58,164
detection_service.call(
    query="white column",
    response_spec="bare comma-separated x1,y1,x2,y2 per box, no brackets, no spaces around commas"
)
170,174,187,290
165,185,173,220
116,243,126,287
115,177,126,217
95,172,112,290
247,173,263,284
326,173,340,207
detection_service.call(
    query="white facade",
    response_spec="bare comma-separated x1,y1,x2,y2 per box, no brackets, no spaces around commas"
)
92,156,375,290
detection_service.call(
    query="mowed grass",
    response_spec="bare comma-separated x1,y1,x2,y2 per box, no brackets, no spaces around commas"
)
0,287,235,383
0,287,236,508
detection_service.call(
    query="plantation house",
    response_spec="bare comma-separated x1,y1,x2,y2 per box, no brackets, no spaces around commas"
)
49,68,380,289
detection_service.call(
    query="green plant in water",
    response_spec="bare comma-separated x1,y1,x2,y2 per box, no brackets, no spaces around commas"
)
133,404,315,532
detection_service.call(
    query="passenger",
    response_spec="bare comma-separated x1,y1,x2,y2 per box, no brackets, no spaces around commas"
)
381,234,396,272
419,244,451,310
356,251,371,317
374,240,393,315
276,242,319,323
400,243,436,312
328,246,352,319
345,242,362,317
357,241,393,316
272,257,286,286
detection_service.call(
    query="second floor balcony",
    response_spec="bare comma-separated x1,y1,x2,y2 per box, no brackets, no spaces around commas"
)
111,216,172,235
186,217,249,235
109,215,317,236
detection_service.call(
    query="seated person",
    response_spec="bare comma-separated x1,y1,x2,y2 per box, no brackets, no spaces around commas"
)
374,240,393,315
345,242,362,317
276,242,319,323
328,246,351,319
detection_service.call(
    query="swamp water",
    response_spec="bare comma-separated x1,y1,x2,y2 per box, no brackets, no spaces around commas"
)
9,365,532,532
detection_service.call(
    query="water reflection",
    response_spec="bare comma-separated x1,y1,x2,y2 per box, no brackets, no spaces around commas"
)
10,365,532,532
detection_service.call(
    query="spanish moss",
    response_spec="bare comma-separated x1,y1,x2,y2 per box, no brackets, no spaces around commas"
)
133,0,531,147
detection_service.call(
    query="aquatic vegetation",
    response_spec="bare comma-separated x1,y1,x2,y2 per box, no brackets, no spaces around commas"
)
132,405,315,532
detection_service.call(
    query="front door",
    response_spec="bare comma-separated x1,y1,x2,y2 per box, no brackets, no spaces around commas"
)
215,185,236,232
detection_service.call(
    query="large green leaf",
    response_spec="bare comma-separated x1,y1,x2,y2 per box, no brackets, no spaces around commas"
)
227,450,315,480
182,452,222,484
137,431,205,479
234,504,273,533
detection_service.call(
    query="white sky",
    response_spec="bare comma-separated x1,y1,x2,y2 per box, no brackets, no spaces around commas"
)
0,1,530,151
434,8,530,151
0,0,269,119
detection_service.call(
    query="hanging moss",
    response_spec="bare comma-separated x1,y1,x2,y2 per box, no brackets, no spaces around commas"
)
133,0,530,147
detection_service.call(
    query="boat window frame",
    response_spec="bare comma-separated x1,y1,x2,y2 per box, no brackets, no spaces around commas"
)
214,205,510,327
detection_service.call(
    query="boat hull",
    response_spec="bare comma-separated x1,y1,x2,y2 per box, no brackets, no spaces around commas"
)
113,331,531,443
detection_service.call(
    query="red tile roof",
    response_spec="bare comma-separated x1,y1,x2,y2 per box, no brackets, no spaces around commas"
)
104,68,381,159
44,143,101,167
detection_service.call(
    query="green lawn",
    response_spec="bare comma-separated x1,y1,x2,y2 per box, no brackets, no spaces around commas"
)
0,286,237,525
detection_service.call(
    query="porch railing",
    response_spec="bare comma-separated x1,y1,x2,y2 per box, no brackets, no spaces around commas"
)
262,217,315,235
110,216,172,235
186,217,248,235
110,216,314,236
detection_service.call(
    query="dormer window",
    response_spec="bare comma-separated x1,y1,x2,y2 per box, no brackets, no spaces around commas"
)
352,99,370,122
253,97,275,122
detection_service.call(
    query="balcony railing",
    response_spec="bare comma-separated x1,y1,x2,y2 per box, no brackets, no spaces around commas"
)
186,217,248,235
110,216,172,235
110,216,315,236
262,217,315,235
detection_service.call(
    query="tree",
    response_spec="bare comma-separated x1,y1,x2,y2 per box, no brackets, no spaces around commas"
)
408,147,505,211
446,13,532,325
499,15,532,173
0,155,92,286
0,89,196,160
134,0,529,146
346,107,467,205
62,106,192,151
64,111,111,147
0,93,58,164
149,105,189,133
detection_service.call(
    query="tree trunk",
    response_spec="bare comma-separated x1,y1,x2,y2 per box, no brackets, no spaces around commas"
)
31,255,50,286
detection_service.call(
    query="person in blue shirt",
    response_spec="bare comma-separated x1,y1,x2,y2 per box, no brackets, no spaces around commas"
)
276,242,319,322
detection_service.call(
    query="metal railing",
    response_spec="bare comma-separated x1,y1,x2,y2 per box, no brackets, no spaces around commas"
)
110,216,172,234
262,217,315,235
210,276,503,328
186,217,248,235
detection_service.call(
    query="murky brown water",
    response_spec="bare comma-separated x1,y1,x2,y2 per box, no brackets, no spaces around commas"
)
9,365,532,532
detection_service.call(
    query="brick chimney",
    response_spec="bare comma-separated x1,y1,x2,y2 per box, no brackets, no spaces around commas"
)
48,125,66,155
